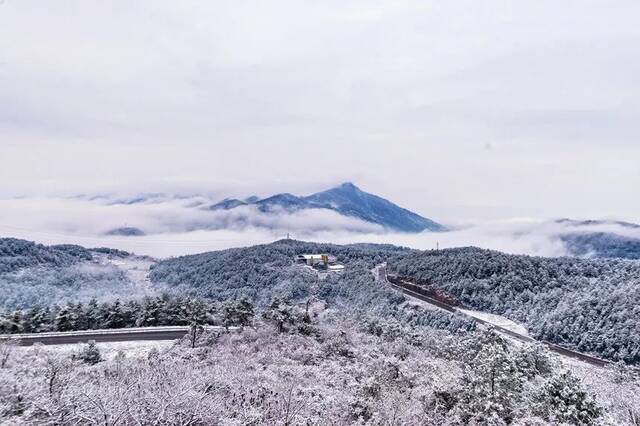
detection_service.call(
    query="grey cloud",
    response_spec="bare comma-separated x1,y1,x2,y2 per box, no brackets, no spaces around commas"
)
0,196,383,238
2,194,640,259
0,1,639,223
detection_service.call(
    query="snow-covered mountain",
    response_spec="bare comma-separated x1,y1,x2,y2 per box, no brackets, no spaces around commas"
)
206,182,445,233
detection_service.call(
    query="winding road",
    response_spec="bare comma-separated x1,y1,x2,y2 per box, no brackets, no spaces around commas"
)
376,264,612,368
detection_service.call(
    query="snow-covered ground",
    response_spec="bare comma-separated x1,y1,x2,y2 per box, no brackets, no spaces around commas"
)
93,253,156,288
404,297,447,312
457,308,530,337
17,340,174,361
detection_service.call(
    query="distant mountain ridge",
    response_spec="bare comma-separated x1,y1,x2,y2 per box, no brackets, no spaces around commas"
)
560,232,640,260
554,218,640,260
555,218,640,229
208,182,445,233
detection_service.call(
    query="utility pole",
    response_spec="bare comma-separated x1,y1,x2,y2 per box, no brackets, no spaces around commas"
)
436,241,439,251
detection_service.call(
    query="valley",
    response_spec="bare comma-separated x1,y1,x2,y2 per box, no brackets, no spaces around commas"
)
2,236,640,424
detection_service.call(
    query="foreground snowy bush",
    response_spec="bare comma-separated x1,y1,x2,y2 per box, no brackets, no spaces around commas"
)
2,315,636,425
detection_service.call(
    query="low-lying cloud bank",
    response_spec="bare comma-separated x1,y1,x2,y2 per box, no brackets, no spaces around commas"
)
1,196,639,258
0,195,383,236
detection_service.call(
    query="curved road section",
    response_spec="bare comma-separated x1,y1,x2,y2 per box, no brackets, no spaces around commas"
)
375,264,611,368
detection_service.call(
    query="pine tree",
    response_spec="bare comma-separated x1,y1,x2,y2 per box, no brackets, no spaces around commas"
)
533,371,602,425
185,299,208,348
140,297,161,327
156,294,173,325
85,298,100,330
54,305,74,332
222,301,239,329
235,299,255,327
221,299,255,329
455,342,524,424
76,341,102,365
103,300,125,329
38,306,54,332
122,300,140,328
21,306,52,333
186,299,208,325
262,298,295,333
20,308,40,333
0,314,15,334
73,302,88,330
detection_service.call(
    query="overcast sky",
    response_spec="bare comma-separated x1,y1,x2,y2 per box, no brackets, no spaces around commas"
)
1,0,639,223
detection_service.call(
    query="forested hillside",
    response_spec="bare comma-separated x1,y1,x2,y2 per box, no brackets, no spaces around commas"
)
0,238,92,273
388,247,640,363
561,232,640,259
149,240,475,333
1,239,475,335
149,240,411,305
0,238,154,311
2,238,640,423
4,237,640,365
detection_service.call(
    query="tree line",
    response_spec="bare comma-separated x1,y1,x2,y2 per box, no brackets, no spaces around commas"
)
0,295,257,334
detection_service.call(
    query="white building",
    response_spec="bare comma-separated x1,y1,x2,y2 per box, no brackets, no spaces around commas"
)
295,254,344,272
296,254,334,266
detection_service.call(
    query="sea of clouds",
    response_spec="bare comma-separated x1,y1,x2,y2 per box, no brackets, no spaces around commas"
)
1,195,639,259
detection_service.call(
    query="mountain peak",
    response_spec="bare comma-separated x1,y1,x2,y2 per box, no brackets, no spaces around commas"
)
244,195,261,203
337,182,360,191
305,183,445,232
205,183,445,233
209,198,247,211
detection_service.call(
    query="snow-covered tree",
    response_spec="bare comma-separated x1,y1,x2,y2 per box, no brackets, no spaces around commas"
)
75,341,102,365
262,298,296,333
532,371,602,425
